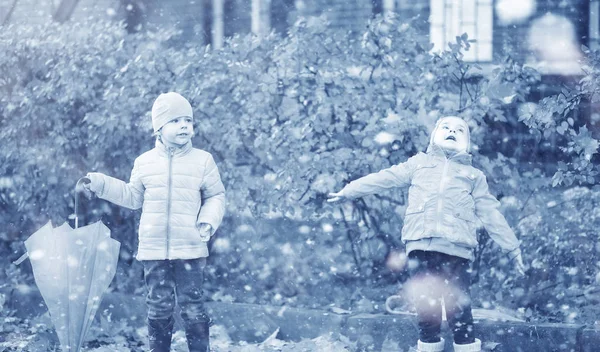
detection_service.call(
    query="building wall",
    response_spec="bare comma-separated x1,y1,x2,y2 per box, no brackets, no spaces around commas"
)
4,0,116,26
70,0,118,21
140,0,206,44
270,0,296,34
2,0,595,72
223,0,251,37
396,0,430,32
296,0,372,32
3,0,49,26
493,0,590,63
392,0,591,74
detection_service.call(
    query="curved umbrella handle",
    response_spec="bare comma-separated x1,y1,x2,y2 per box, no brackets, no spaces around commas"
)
385,295,405,315
75,177,91,229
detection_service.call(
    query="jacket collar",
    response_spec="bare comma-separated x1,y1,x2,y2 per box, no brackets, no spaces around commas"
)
155,138,193,157
426,144,472,165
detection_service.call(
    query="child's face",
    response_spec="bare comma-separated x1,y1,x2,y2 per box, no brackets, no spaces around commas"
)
431,117,469,153
160,116,194,148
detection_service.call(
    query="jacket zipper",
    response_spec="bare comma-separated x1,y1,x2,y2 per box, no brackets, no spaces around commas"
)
166,148,174,259
435,158,450,234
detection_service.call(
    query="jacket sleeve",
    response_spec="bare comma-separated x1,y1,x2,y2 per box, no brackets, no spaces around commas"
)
472,172,521,259
197,154,226,234
340,155,418,199
88,159,144,210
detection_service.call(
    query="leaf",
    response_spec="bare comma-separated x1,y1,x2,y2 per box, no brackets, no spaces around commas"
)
329,306,352,314
502,94,517,104
557,161,568,170
552,172,563,187
572,125,599,157
260,328,286,348
483,341,502,351
556,121,568,135
543,128,553,139
581,44,590,53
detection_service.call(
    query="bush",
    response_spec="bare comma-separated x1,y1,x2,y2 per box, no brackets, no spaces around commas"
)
1,15,598,323
475,186,600,323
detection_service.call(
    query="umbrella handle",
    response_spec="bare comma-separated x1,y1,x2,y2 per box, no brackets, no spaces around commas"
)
75,177,91,229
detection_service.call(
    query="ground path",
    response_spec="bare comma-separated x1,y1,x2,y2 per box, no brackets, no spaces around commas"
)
3,289,597,351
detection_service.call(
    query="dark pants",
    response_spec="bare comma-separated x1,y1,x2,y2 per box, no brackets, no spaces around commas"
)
407,250,475,344
142,257,209,324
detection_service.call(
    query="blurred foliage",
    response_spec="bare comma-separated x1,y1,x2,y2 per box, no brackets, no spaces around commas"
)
519,45,600,187
0,14,599,323
475,186,600,324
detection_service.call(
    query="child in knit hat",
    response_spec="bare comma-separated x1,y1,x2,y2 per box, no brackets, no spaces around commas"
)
328,116,524,352
84,92,226,352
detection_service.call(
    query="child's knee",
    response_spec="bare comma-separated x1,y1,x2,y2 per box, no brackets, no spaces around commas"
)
147,306,175,320
146,298,176,320
180,305,210,324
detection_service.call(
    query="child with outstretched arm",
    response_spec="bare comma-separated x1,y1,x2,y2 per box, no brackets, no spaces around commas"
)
83,92,226,352
328,116,524,352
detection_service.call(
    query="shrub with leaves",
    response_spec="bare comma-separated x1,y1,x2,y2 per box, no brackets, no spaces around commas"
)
1,14,598,324
519,46,600,187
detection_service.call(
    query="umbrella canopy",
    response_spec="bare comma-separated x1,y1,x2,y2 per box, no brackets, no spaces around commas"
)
24,220,120,352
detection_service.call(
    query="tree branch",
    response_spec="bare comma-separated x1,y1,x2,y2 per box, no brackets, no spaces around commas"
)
340,206,362,269
372,194,405,206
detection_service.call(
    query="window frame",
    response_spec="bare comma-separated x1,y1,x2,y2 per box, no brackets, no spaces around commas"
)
429,0,494,63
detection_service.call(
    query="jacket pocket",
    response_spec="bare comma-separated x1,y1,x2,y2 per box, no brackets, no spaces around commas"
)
401,207,426,242
452,210,478,246
453,209,476,223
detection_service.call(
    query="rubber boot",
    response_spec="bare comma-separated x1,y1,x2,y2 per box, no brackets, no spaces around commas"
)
417,337,445,352
184,320,210,352
453,338,482,352
148,317,174,352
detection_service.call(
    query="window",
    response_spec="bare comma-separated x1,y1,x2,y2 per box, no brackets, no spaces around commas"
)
430,0,493,62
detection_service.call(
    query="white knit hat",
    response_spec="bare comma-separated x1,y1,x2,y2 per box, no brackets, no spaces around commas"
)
151,92,193,133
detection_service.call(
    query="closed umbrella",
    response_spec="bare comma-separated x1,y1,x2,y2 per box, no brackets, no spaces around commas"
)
15,179,120,351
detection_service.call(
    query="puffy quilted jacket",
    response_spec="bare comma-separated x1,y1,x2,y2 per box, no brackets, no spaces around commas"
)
340,144,520,261
88,140,226,260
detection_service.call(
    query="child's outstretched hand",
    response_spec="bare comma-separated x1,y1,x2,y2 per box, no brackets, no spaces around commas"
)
513,252,526,276
197,223,212,242
327,191,346,203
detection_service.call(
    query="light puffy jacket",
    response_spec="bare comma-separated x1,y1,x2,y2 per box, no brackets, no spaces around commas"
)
340,145,520,261
88,140,226,260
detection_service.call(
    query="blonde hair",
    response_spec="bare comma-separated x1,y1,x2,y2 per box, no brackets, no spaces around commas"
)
429,116,471,152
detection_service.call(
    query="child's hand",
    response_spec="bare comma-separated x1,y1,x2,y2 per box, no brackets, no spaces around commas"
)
77,177,93,198
79,177,91,190
512,252,526,276
80,173,105,196
197,223,212,242
327,191,346,203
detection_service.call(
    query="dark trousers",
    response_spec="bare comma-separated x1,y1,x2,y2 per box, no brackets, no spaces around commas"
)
142,257,209,324
407,250,475,344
